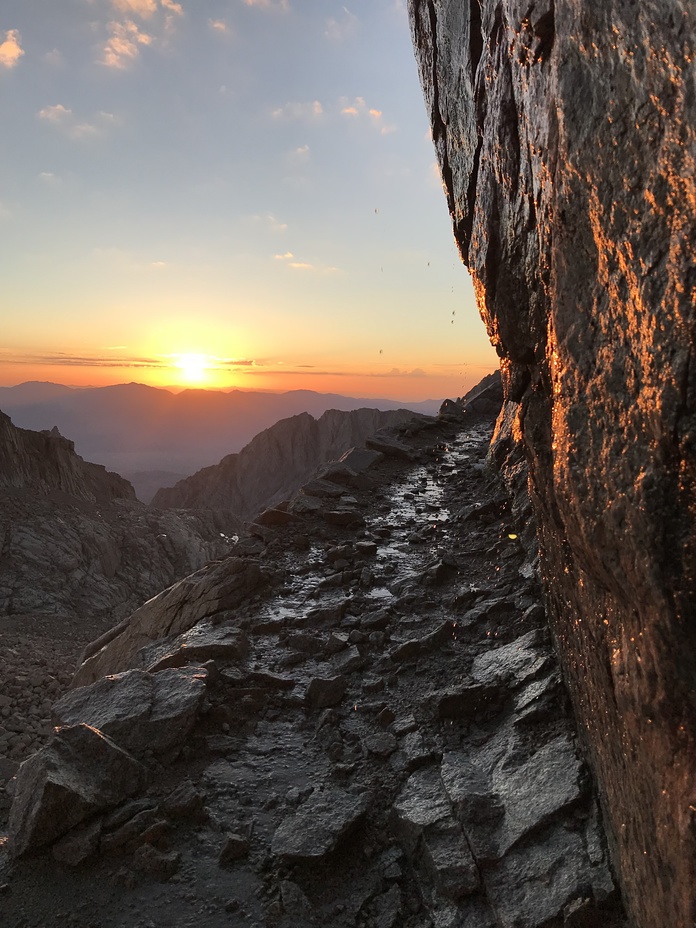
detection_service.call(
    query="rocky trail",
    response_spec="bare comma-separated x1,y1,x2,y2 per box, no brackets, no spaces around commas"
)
0,405,627,928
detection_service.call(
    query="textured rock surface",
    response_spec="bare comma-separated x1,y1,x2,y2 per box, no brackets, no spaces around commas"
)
151,407,417,518
0,411,239,621
408,3,696,925
0,405,625,926
8,724,147,858
53,667,209,759
71,557,268,687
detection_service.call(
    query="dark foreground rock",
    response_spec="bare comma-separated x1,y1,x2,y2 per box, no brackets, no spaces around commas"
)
408,2,696,925
0,405,627,927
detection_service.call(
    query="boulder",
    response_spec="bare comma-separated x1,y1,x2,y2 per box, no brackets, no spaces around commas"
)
53,666,208,759
135,621,249,672
72,557,265,685
8,724,147,858
392,767,479,899
272,789,370,859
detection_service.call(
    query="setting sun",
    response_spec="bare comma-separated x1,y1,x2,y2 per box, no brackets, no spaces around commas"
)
173,353,210,385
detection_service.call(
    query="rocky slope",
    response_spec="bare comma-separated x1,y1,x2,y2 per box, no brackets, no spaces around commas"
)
152,408,419,520
408,3,696,926
0,411,239,623
0,403,627,928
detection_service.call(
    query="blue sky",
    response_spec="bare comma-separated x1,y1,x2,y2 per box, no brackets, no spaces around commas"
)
0,0,496,400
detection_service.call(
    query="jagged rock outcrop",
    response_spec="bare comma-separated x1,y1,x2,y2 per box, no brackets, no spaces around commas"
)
408,4,696,926
0,412,134,503
151,407,418,519
0,410,239,620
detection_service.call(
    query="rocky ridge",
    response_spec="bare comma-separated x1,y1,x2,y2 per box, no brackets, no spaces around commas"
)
0,410,240,624
408,2,696,925
152,407,419,518
0,398,626,928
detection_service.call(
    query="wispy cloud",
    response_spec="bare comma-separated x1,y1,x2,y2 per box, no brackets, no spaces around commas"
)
112,0,158,16
274,252,339,274
209,18,230,33
0,351,164,370
325,7,358,41
38,104,119,140
102,20,153,68
340,96,395,135
250,213,288,234
44,48,64,67
0,28,24,69
242,0,290,11
271,100,323,121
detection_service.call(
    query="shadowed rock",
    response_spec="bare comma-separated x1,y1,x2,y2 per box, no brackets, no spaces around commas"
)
53,666,209,759
272,789,370,860
8,724,147,858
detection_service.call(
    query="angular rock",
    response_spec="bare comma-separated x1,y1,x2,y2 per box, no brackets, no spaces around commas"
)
392,768,479,899
72,557,266,685
272,788,370,859
471,631,547,688
430,683,508,721
8,724,147,858
256,507,297,527
53,666,208,759
136,620,248,672
302,477,345,498
441,735,583,860
338,448,383,473
366,433,414,460
289,492,323,515
322,509,366,528
483,823,614,928
364,732,397,758
304,675,348,709
219,832,250,865
51,816,103,867
131,844,180,880
162,779,206,820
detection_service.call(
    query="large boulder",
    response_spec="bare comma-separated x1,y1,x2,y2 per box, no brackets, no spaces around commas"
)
53,666,209,759
408,2,696,926
7,724,147,858
72,557,266,685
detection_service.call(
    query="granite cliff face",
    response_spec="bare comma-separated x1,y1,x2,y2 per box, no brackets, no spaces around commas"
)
152,408,418,520
408,3,696,926
0,411,238,621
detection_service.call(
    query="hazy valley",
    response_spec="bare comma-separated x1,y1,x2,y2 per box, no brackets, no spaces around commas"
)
0,382,441,503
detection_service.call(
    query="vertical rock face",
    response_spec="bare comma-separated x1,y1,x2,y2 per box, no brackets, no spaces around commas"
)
408,2,696,927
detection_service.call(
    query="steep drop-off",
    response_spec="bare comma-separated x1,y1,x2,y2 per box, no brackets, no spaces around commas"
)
152,408,418,520
408,2,695,926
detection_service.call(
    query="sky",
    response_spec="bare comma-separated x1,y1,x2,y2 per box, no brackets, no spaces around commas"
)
0,0,497,401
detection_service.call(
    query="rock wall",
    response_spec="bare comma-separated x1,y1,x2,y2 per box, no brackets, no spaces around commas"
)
407,2,696,926
152,408,417,519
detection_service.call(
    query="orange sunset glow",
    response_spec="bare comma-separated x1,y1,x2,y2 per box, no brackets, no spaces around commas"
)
0,2,497,403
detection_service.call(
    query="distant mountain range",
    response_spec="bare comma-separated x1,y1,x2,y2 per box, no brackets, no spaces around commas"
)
0,382,442,501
